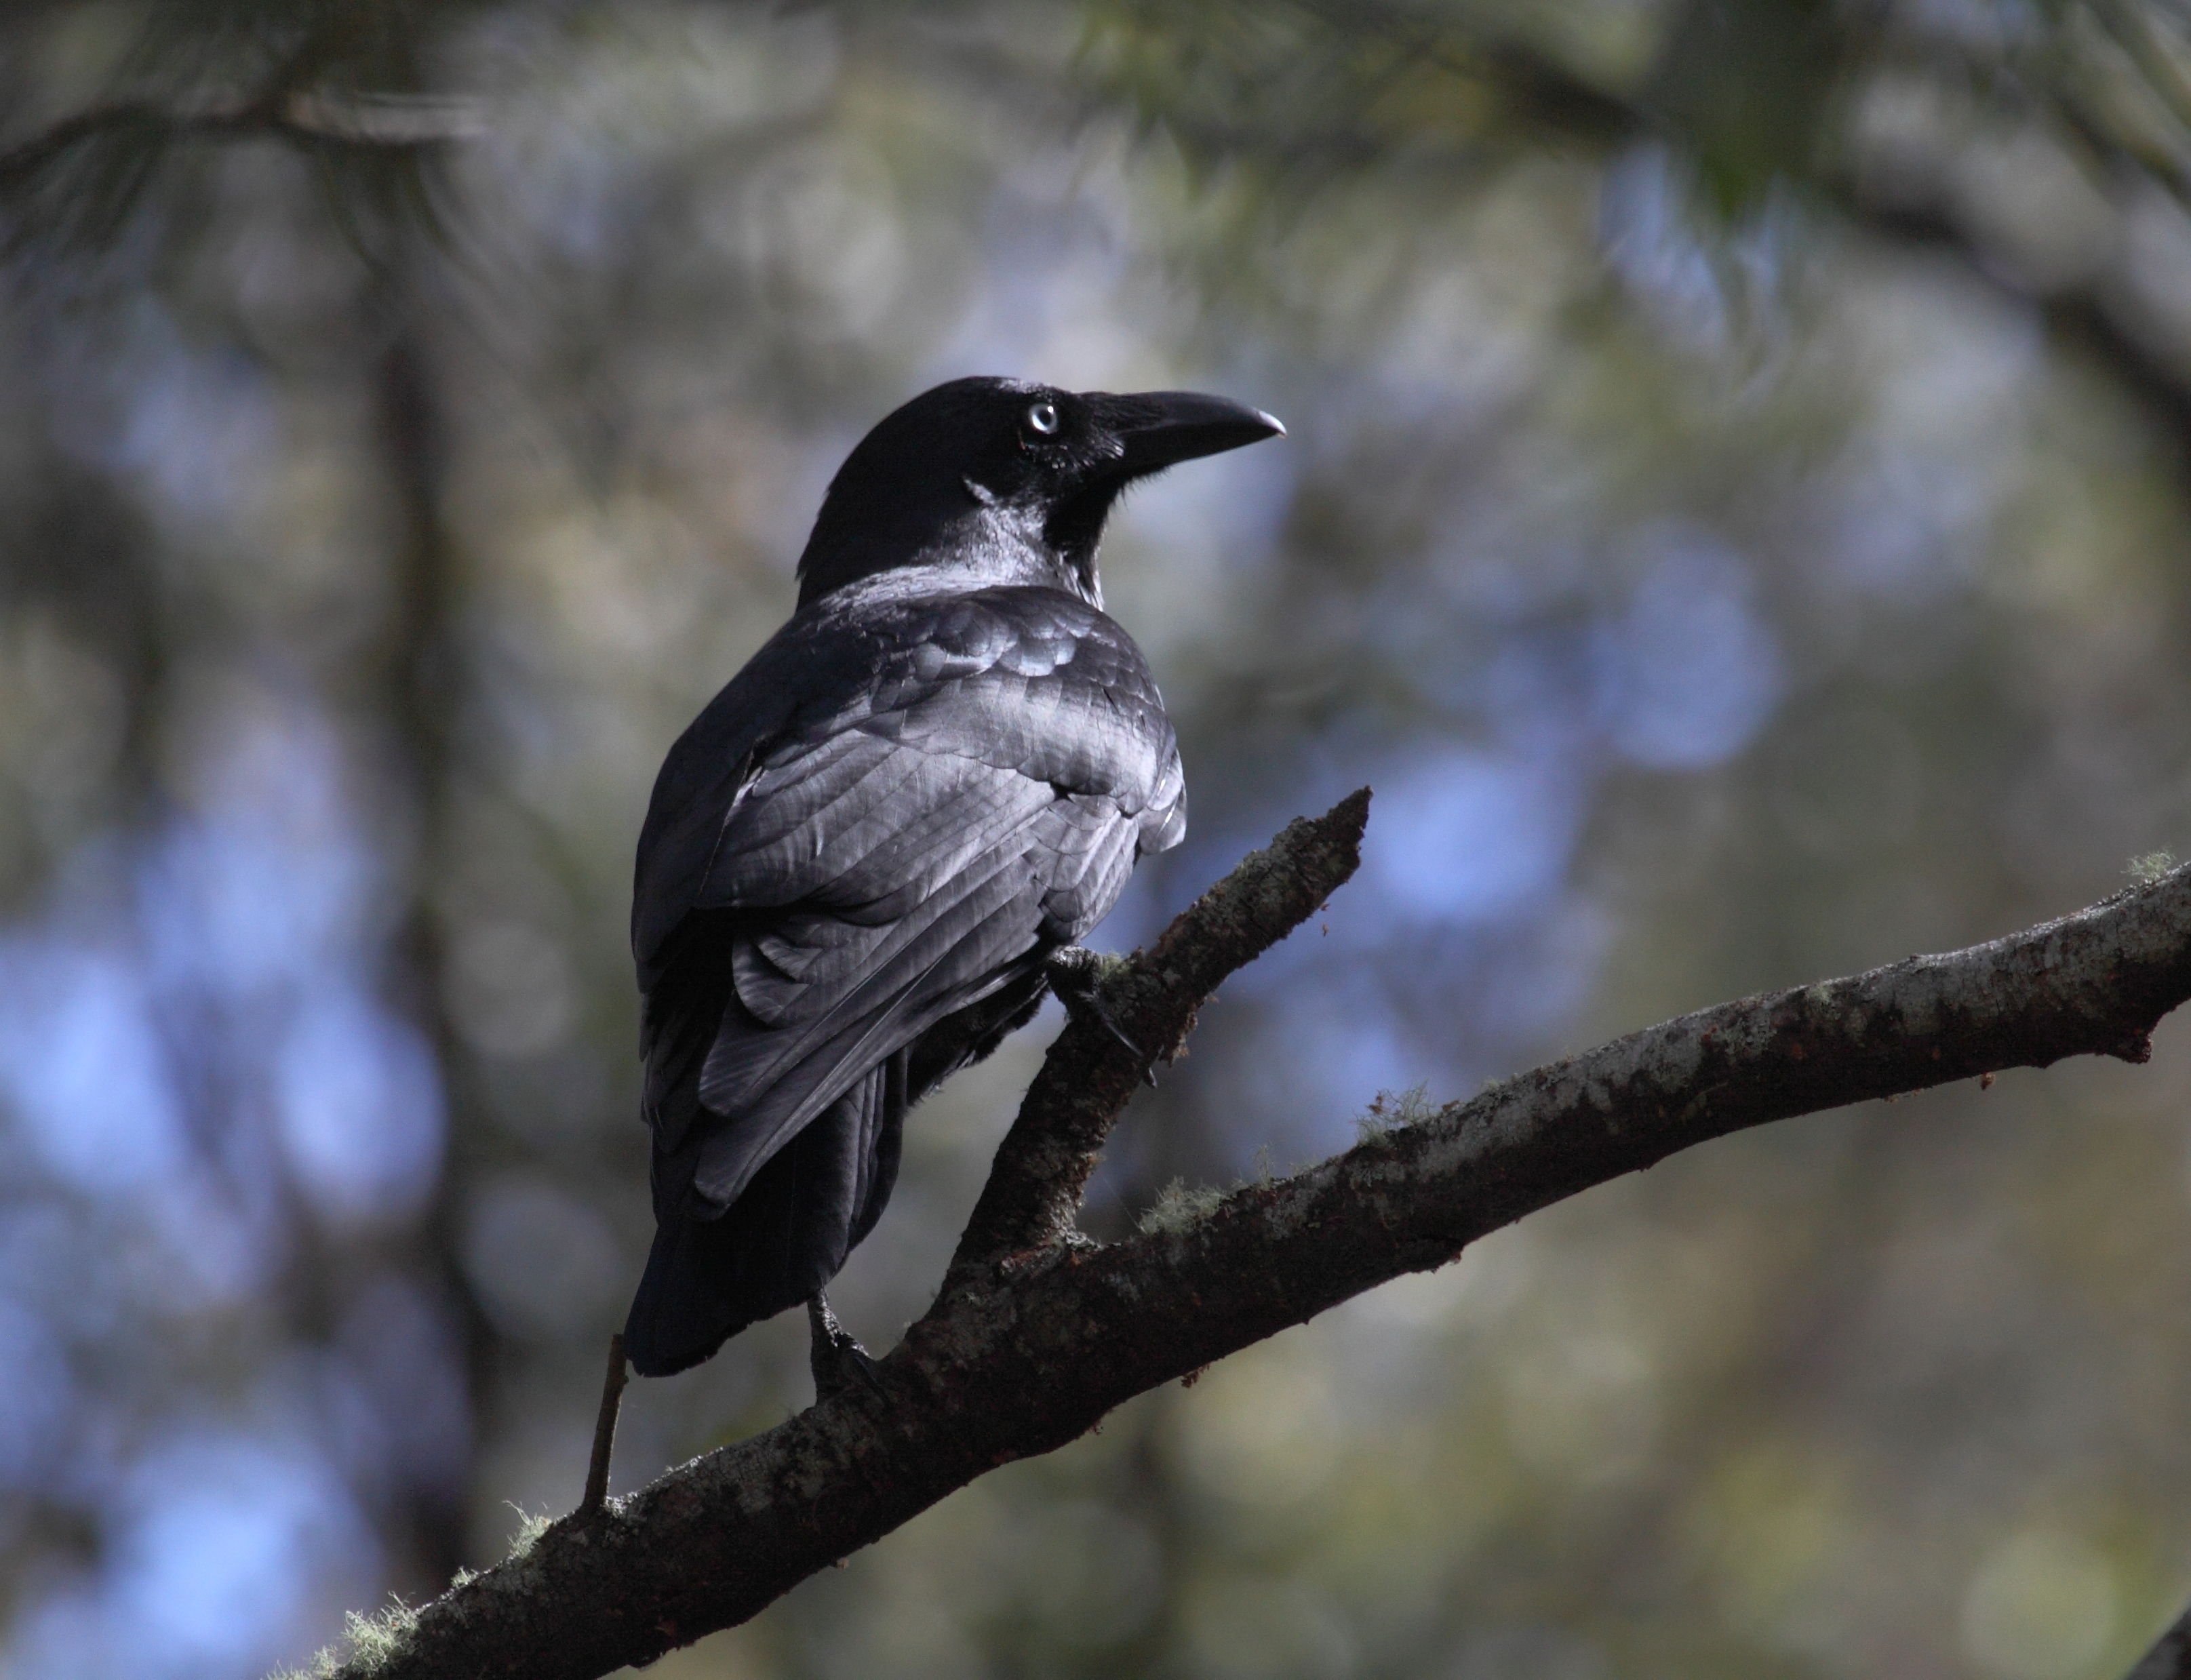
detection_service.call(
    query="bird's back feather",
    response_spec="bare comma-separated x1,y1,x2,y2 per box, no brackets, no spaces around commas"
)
623,582,1181,1373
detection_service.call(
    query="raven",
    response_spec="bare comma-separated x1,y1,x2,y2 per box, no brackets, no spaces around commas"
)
622,376,1282,1381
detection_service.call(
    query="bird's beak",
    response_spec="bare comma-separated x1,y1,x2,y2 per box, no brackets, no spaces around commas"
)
1090,390,1286,476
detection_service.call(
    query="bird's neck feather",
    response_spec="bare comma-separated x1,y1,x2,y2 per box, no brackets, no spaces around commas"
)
797,506,1100,609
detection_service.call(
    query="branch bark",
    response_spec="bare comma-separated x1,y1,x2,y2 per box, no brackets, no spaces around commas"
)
2129,1598,2191,1678
946,791,1371,1276
298,799,2191,1680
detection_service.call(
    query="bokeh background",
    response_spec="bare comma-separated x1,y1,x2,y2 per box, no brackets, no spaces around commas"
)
4,3,2191,1677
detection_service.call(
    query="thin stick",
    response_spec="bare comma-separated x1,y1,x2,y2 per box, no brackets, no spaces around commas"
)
581,1333,627,1514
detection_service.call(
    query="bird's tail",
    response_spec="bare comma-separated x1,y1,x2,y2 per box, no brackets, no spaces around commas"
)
624,1058,903,1378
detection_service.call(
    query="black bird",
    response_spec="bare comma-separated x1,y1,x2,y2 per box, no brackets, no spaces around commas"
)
622,376,1283,1382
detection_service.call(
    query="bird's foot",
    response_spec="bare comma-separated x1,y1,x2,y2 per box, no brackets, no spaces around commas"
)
1044,945,1157,1086
808,1295,887,1406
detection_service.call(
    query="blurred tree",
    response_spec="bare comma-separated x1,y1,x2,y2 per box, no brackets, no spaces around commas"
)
5,2,2191,1677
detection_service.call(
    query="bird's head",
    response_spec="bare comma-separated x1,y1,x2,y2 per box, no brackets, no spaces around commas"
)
795,376,1284,607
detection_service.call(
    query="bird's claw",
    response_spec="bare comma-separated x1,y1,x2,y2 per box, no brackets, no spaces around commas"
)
807,1296,887,1405
1044,946,1158,1085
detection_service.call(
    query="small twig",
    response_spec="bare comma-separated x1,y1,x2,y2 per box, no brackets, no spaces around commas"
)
580,1333,627,1515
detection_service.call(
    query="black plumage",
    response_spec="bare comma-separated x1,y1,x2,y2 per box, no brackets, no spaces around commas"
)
622,377,1282,1378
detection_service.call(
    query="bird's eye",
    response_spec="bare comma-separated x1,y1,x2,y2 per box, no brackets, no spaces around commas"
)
1025,401,1061,437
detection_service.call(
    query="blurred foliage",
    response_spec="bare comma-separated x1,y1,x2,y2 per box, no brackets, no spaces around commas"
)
6,2,2191,1678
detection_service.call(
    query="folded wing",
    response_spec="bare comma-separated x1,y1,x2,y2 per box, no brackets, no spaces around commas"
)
634,584,1183,1223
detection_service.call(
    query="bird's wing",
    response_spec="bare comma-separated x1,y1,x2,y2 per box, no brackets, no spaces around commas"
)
633,585,1183,1213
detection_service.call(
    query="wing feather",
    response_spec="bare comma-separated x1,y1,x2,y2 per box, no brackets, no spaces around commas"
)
635,583,1187,1223
694,839,1046,1206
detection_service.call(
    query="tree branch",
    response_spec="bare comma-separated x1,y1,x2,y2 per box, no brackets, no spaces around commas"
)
945,790,1371,1277
293,801,2191,1680
1196,16,2191,470
1832,182,2191,471
1472,27,2191,466
0,89,481,199
2129,1597,2191,1678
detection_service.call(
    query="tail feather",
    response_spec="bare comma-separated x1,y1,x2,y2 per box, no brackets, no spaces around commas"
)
624,1056,903,1378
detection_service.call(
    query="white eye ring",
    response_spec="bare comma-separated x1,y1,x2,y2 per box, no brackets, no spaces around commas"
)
1025,400,1060,436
